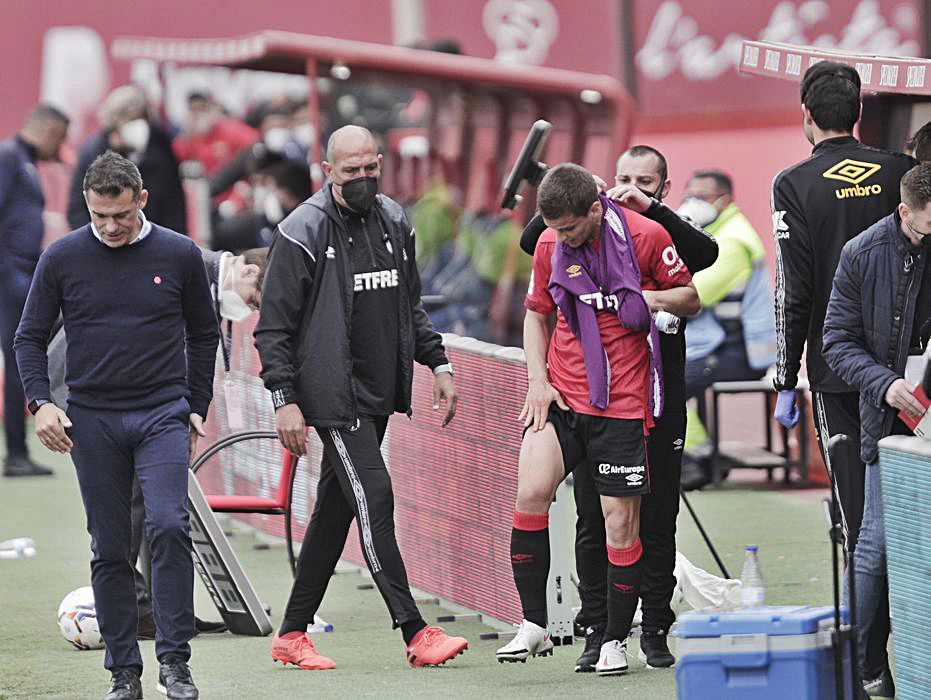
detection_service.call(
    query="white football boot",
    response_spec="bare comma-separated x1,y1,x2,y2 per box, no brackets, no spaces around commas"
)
495,620,554,663
595,638,629,675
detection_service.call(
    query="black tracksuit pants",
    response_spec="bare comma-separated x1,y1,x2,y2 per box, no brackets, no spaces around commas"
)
574,409,684,635
281,416,421,630
811,390,889,679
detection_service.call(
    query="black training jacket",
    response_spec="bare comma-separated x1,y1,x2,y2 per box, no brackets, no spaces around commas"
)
254,185,449,428
771,136,914,393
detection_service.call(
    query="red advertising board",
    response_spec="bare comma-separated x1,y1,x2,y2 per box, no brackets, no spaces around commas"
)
424,0,923,127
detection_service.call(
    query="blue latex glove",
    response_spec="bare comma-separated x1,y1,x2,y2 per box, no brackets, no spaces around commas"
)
774,389,800,428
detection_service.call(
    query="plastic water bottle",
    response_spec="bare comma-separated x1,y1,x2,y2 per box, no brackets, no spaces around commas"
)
740,545,765,608
0,537,37,559
306,614,334,634
654,310,681,335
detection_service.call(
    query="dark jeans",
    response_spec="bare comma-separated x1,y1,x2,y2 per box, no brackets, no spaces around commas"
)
0,272,30,458
68,398,194,672
281,416,421,630
574,409,685,635
853,463,890,679
813,391,890,680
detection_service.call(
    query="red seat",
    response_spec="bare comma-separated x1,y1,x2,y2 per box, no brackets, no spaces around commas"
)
191,431,299,574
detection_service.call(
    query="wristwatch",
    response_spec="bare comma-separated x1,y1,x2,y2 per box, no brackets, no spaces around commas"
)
27,398,51,415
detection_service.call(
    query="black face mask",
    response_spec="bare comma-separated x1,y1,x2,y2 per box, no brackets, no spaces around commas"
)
637,185,662,201
340,176,378,214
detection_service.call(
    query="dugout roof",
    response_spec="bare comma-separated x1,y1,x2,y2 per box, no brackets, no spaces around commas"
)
111,30,634,208
738,40,931,96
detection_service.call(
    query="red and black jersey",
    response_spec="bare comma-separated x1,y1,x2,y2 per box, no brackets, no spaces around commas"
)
526,210,692,424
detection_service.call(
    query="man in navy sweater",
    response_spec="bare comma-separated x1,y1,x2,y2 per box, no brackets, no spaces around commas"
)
14,151,218,700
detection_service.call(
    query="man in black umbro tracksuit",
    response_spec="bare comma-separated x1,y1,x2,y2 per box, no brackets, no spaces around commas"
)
771,61,914,696
255,125,468,671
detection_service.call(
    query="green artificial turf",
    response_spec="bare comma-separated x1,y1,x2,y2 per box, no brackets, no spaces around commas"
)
0,432,835,699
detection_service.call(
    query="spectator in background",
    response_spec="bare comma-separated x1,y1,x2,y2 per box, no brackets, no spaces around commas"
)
679,169,777,490
172,91,257,177
907,120,931,161
207,99,309,217
212,160,312,252
822,163,931,699
0,103,69,477
67,85,187,234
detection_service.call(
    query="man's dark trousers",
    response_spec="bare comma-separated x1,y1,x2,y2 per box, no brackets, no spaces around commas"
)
812,390,890,680
574,409,684,634
281,415,422,630
68,397,194,671
0,268,31,458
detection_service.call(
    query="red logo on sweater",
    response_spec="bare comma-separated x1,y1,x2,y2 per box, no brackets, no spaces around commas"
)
613,582,634,593
511,553,534,564
153,276,162,285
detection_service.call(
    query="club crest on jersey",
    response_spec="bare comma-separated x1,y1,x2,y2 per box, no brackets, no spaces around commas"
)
566,264,582,278
822,159,883,199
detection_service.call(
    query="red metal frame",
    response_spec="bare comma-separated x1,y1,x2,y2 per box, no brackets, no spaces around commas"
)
110,30,634,202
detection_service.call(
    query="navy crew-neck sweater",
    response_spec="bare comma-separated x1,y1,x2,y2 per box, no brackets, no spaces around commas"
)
14,224,219,418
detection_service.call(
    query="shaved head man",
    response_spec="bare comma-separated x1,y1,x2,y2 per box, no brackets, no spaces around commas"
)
255,125,466,670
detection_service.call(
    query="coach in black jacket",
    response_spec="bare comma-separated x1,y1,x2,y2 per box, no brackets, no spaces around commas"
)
255,125,468,670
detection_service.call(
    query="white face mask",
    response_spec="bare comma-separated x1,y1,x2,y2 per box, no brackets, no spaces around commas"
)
263,193,285,225
677,198,719,228
220,289,253,322
119,119,150,153
252,185,269,215
263,127,291,153
293,123,314,147
219,258,254,322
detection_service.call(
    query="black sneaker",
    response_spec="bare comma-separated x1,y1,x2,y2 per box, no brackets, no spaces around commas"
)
194,616,228,634
3,455,53,477
863,668,895,698
156,658,198,699
638,630,676,668
104,668,142,700
574,625,604,672
137,612,156,640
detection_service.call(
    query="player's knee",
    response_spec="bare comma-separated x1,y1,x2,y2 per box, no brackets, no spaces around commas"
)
515,479,555,514
603,508,639,548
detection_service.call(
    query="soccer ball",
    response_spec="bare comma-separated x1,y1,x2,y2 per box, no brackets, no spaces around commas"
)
57,587,104,650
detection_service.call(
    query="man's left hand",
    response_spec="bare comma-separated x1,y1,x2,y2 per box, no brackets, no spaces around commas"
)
189,413,207,465
605,184,652,214
432,372,458,427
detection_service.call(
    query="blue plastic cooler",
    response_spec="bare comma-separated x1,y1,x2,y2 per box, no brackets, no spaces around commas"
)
674,605,853,699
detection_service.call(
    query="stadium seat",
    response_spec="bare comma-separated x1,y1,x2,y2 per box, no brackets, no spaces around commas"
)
704,379,810,485
191,431,299,574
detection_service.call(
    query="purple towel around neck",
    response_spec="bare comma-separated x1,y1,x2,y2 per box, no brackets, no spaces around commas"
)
547,195,664,416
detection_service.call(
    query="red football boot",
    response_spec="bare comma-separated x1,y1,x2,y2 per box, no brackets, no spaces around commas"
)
271,632,336,670
405,626,469,667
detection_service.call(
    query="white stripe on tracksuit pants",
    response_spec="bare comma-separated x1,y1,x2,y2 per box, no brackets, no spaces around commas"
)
279,415,422,630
